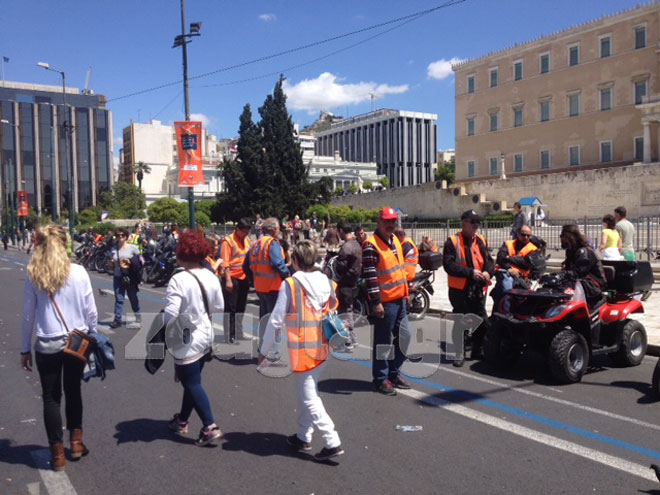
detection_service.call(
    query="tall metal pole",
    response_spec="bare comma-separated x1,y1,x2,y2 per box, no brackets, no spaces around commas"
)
180,0,195,229
50,112,57,221
61,72,74,237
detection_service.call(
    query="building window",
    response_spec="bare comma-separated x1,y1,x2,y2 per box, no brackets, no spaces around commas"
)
600,88,611,111
514,153,523,172
568,44,579,66
635,136,644,161
634,80,647,104
467,75,475,94
467,117,475,136
540,150,550,169
489,157,498,175
514,61,523,81
489,67,498,88
600,35,611,58
600,141,612,162
540,101,550,122
569,145,580,166
514,107,523,127
540,53,550,74
467,160,475,178
569,94,580,117
635,25,646,49
489,113,498,132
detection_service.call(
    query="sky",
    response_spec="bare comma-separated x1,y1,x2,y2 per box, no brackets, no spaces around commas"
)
0,0,648,166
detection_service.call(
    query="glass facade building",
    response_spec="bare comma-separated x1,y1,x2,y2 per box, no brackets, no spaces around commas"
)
0,81,113,217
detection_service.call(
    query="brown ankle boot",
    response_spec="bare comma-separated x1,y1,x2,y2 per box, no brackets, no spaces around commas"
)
49,443,65,471
70,428,89,460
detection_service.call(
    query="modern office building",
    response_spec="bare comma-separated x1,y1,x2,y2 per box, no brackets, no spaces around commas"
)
453,2,660,181
314,109,438,187
0,81,113,216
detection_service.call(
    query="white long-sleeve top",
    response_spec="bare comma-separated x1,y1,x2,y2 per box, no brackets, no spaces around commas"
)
261,271,332,358
21,263,98,353
164,268,224,364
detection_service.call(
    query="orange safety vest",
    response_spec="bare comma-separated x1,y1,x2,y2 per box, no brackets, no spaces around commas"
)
249,235,285,293
448,233,487,290
504,240,538,279
284,277,337,372
223,232,250,280
365,234,409,302
402,238,419,282
430,241,439,253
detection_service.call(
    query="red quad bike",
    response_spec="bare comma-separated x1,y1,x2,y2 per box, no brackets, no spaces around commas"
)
484,260,653,383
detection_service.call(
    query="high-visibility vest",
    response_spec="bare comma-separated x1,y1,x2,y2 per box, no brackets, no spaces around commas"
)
94,234,103,243
504,239,538,279
447,233,487,290
284,277,336,373
402,238,419,282
249,235,285,293
365,234,409,302
127,233,143,253
223,232,250,280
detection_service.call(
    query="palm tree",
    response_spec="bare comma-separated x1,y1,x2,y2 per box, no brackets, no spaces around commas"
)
134,161,152,191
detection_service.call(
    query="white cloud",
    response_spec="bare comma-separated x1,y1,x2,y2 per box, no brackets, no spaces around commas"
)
427,57,464,80
190,113,212,127
282,72,409,114
258,13,276,22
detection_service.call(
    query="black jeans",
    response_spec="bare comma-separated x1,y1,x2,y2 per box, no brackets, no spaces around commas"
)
448,288,490,358
35,351,85,445
222,277,249,341
337,285,356,331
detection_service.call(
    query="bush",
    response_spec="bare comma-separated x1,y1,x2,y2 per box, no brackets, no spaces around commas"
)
334,186,344,197
306,204,329,221
148,198,183,223
195,211,211,228
362,181,373,191
78,208,98,225
347,184,358,195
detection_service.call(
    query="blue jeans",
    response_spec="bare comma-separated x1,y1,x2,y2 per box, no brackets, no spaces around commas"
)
372,299,411,385
175,358,214,427
113,276,140,322
491,271,516,314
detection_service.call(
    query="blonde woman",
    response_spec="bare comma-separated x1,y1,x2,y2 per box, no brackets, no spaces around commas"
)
21,225,98,471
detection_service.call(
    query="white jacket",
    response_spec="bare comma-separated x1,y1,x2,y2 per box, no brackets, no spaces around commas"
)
164,268,224,363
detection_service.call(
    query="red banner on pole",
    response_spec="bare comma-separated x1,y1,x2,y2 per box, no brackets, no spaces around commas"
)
175,121,205,187
17,191,28,217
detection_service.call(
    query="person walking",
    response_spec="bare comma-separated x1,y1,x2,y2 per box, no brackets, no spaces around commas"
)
165,230,225,446
510,202,528,239
220,218,251,344
110,228,143,329
599,214,623,260
259,240,344,461
2,230,8,250
442,210,494,367
614,206,636,261
362,207,412,395
334,220,362,351
243,217,290,352
394,227,419,282
21,225,98,471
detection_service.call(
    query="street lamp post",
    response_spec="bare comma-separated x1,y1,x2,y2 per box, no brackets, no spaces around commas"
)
37,62,74,237
172,0,201,229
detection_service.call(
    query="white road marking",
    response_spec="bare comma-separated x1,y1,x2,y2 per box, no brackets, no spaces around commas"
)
399,387,657,483
26,481,41,495
30,449,78,495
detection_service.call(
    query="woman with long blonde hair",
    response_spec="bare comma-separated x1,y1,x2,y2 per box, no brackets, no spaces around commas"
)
21,225,98,471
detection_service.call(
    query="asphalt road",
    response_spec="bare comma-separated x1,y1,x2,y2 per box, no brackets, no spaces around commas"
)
2,249,660,495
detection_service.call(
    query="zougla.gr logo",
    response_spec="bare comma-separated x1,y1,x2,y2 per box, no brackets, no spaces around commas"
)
125,312,482,379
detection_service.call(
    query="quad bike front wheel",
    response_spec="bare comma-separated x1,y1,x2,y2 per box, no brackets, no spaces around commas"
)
548,328,589,383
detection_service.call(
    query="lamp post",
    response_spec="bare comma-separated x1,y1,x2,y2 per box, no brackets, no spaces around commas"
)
172,1,202,229
500,152,507,180
37,62,74,237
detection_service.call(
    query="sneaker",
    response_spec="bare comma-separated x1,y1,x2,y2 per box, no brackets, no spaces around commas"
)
314,445,344,462
453,358,465,368
195,424,222,446
286,434,312,452
168,414,188,435
389,375,412,390
109,320,122,329
343,342,355,352
375,380,397,396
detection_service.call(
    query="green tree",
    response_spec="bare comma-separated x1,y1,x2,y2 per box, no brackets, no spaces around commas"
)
134,161,152,191
78,208,98,225
99,182,146,219
334,186,344,197
362,180,373,191
434,160,456,185
379,177,389,189
309,176,334,204
347,184,358,195
147,198,182,223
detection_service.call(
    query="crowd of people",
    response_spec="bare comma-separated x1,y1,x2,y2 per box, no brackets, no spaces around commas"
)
18,203,641,471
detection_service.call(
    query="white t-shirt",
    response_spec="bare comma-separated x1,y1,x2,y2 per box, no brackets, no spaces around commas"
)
164,267,224,363
21,263,98,353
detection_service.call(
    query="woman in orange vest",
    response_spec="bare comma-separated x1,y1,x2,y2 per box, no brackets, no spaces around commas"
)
394,227,419,282
258,240,344,462
220,218,251,343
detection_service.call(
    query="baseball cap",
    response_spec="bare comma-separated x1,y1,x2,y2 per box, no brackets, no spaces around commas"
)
379,207,398,220
460,210,481,223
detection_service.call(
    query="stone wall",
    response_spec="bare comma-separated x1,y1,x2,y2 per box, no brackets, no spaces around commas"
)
331,162,660,219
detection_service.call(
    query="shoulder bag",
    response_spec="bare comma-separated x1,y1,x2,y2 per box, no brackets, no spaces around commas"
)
49,293,97,364
187,270,215,362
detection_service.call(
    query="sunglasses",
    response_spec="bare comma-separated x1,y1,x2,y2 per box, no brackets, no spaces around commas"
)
519,233,531,238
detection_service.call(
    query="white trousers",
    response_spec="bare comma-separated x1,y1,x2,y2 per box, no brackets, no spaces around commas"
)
295,362,341,448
